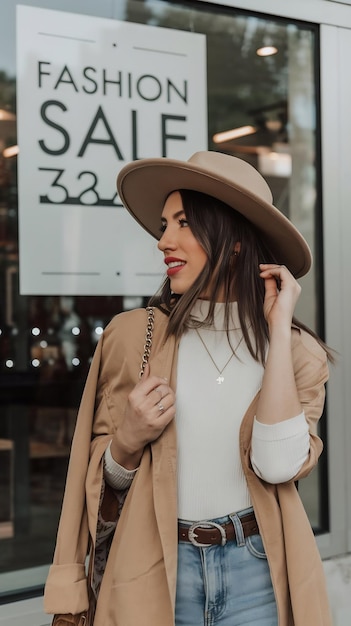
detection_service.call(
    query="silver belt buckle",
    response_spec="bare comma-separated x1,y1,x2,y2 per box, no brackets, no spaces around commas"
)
188,521,227,547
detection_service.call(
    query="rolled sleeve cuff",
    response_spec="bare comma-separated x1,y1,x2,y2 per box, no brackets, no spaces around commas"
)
253,411,308,441
251,412,310,483
103,440,138,490
44,563,88,614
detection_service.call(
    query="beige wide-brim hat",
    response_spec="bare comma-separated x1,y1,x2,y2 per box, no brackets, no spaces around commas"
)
117,151,312,278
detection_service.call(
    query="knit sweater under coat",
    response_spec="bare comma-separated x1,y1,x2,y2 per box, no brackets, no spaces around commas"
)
44,307,332,626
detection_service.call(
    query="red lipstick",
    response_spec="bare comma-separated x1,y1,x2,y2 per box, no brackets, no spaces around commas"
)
164,256,186,277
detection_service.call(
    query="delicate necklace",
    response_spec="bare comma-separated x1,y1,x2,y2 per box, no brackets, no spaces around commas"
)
195,329,244,384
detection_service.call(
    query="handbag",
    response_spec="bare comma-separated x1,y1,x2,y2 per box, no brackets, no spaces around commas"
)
52,307,155,626
52,614,89,626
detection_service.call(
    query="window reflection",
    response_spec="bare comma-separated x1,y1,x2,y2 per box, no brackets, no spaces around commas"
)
0,0,324,599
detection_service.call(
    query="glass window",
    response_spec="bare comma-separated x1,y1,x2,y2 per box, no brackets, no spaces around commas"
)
0,0,325,601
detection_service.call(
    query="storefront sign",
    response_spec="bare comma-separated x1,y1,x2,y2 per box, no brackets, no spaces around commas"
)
16,6,207,295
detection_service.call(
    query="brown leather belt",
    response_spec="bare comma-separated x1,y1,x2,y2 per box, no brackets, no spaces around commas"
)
178,512,259,547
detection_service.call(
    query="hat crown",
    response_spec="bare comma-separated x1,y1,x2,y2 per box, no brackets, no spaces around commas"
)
188,151,273,205
116,149,312,277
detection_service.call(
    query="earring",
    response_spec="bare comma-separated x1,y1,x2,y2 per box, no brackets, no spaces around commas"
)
234,251,239,257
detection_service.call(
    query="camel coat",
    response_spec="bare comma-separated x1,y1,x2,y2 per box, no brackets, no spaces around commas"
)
44,307,332,625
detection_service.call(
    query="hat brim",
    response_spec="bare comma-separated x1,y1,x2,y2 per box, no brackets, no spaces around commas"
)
117,157,312,278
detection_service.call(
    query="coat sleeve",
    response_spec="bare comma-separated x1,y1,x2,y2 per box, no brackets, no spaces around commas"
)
43,337,104,615
291,328,329,481
44,310,147,615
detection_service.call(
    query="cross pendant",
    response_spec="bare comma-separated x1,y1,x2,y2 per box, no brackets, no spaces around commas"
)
216,375,224,384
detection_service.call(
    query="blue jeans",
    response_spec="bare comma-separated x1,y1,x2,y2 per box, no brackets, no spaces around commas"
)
175,508,278,626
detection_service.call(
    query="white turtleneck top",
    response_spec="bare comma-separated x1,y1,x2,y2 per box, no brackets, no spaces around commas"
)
176,300,263,519
104,301,310,521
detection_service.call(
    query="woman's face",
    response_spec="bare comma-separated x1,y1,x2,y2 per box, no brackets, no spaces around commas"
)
158,191,208,295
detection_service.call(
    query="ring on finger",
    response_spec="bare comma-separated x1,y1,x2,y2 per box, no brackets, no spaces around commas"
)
158,402,165,414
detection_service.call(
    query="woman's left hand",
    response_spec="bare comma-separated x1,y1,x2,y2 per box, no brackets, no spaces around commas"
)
259,263,301,331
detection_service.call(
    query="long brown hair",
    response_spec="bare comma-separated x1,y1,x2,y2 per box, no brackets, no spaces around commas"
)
149,189,334,364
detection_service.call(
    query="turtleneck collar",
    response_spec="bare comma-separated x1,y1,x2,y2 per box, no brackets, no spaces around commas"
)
189,300,241,331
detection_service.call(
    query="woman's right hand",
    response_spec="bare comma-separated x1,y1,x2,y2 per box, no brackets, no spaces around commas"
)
110,364,176,469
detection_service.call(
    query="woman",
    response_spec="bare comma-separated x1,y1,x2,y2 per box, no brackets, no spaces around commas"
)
44,151,332,626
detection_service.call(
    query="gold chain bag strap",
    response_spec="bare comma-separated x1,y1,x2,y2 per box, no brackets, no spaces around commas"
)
52,307,154,626
139,306,155,378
